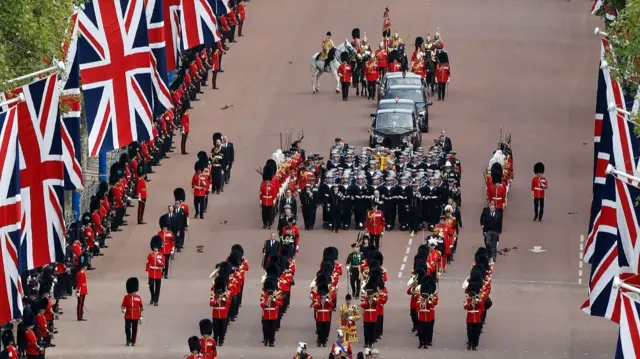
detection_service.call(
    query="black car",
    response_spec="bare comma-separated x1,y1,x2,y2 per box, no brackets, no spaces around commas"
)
378,72,423,102
383,85,432,132
376,98,431,133
369,108,422,149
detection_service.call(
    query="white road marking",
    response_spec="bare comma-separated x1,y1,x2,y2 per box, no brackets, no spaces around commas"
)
405,247,410,254
408,238,413,246
579,235,585,284
400,264,405,271
398,235,414,278
402,256,407,263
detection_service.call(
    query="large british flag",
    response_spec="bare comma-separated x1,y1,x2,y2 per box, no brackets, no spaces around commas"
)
14,75,66,271
210,0,230,16
59,8,84,190
179,0,221,51
615,292,640,358
0,106,24,325
78,0,154,156
146,0,174,116
163,0,182,72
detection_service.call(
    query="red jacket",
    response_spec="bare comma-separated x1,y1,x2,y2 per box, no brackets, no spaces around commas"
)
181,113,190,133
91,212,103,235
200,337,217,359
72,241,82,265
313,298,334,322
531,176,547,199
121,294,144,320
219,15,230,31
158,229,175,255
25,329,40,356
408,287,419,309
227,10,237,26
146,252,165,279
366,210,385,235
260,292,282,320
210,294,231,318
376,288,388,316
36,313,49,338
338,63,353,83
212,50,221,71
84,226,95,248
416,293,438,322
435,64,451,83
238,3,246,20
76,270,88,295
464,297,485,323
360,297,379,322
260,181,279,206
112,185,123,208
375,49,388,68
192,172,208,197
136,177,147,200
365,61,379,82
190,63,199,80
388,62,402,72
411,61,426,78
487,184,507,209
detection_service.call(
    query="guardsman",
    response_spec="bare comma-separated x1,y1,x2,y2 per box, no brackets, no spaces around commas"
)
313,283,333,347
281,217,300,254
531,162,547,221
172,188,189,252
81,212,100,257
382,7,391,38
34,298,52,347
121,277,143,346
211,46,222,89
360,283,379,348
330,329,353,359
237,0,246,37
146,236,165,306
75,263,88,321
488,166,507,216
411,53,426,83
416,276,438,348
351,28,361,49
23,313,44,359
345,243,363,295
226,1,238,42
294,342,312,359
192,161,207,219
199,319,217,359
198,151,213,213
338,294,360,344
388,57,402,73
337,55,352,101
435,52,451,101
1,328,18,359
261,277,282,347
464,279,485,351
181,110,190,155
260,166,279,229
158,215,175,279
364,55,379,101
187,336,204,359
136,166,147,224
210,278,231,345
320,32,335,72
232,244,249,307
365,203,385,250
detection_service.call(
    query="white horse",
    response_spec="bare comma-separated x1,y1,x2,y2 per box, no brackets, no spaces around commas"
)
488,150,505,171
310,39,355,94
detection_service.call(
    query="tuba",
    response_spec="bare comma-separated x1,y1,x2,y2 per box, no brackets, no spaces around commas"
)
462,276,470,290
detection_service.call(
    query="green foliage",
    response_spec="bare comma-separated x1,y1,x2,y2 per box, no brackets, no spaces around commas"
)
0,0,87,92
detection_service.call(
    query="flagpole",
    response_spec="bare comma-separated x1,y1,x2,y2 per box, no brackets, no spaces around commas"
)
613,276,640,296
0,93,26,108
606,164,640,185
6,61,65,84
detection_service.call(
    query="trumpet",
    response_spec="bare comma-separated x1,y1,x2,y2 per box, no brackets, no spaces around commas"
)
209,268,219,279
407,274,418,287
462,276,470,290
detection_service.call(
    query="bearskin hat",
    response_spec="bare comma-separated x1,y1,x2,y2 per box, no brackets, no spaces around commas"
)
490,162,503,185
38,283,51,296
369,268,382,281
262,165,274,181
22,311,35,327
263,277,277,291
330,247,339,260
195,161,205,172
414,268,427,281
317,283,329,295
212,132,223,144
376,277,386,289
81,212,91,226
321,261,334,275
352,28,360,39
99,181,109,194
469,264,486,283
159,214,170,229
228,250,243,267
438,51,449,64
316,272,330,286
214,277,226,292
415,36,424,49
467,280,481,294
417,244,429,255
128,142,139,159
475,255,490,271
231,244,244,256
322,247,333,260
109,163,121,185
475,247,488,259
118,153,129,166
365,279,378,291
137,164,146,177
218,261,233,276
126,277,139,294
534,162,545,174
265,159,278,176
419,276,433,295
150,235,163,250
371,251,384,266
173,188,186,202
198,151,209,164
199,319,213,336
1,328,14,346
413,259,426,273
266,262,281,278
340,52,349,63
188,336,201,353
368,259,380,271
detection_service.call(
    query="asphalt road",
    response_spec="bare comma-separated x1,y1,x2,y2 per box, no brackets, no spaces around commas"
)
48,0,617,358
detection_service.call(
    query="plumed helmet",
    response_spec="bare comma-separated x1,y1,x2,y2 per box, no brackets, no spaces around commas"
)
231,244,244,256
534,162,545,174
490,162,503,185
198,151,209,164
264,276,277,291
262,164,274,181
199,319,213,336
266,262,281,278
159,214,170,229
119,153,129,166
173,188,186,202
150,235,163,250
214,277,226,292
195,161,205,172
81,212,91,226
438,51,449,64
126,277,139,294
188,336,200,352
99,181,109,194
371,251,384,266
1,328,14,346
340,52,349,63
352,28,360,39
212,132,223,144
415,36,424,49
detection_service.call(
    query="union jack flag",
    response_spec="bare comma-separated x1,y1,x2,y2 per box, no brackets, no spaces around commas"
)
615,292,640,358
59,8,84,190
179,0,221,51
146,0,174,116
13,75,66,271
210,0,230,16
163,0,182,72
78,0,154,156
0,105,24,325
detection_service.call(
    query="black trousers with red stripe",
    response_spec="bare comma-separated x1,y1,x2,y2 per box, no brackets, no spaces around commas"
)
77,295,86,320
137,199,146,223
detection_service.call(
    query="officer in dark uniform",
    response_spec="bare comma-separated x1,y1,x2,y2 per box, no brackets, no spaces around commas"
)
408,180,423,234
396,175,410,230
345,243,363,295
328,185,344,233
171,188,189,252
421,177,442,228
380,176,397,230
300,183,318,230
349,174,371,230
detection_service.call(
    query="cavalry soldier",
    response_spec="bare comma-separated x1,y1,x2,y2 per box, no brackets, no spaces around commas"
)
295,342,312,359
364,55,379,101
365,203,384,250
121,277,143,346
337,54,353,101
531,162,547,221
187,336,203,359
320,32,335,72
330,329,353,359
146,236,165,306
382,7,391,38
338,294,361,343
375,42,388,78
157,215,174,279
360,33,373,54
260,166,279,229
210,277,231,346
345,243,363,295
390,29,403,49
435,51,451,101
199,319,217,359
388,57,402,73
261,277,282,347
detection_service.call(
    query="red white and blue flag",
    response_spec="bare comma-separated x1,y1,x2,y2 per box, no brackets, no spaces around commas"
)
163,0,182,72
78,0,154,156
14,75,66,271
0,105,24,325
59,8,84,190
145,0,174,116
615,292,640,358
179,0,221,51
210,0,230,16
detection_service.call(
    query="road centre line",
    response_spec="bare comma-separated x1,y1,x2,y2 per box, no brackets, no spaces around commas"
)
578,235,585,285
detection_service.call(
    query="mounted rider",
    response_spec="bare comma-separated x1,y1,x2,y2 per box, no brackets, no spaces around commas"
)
390,29,403,50
351,28,362,54
360,33,373,54
375,41,389,77
320,32,335,71
411,37,425,63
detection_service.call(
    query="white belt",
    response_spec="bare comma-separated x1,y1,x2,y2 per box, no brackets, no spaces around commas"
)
418,310,432,313
263,196,273,198
195,186,205,189
317,309,330,312
468,310,479,313
491,197,502,200
212,307,226,310
264,308,276,311
150,266,162,270
534,188,545,190
365,309,377,312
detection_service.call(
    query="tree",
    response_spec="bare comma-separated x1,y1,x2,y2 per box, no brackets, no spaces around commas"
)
0,0,86,92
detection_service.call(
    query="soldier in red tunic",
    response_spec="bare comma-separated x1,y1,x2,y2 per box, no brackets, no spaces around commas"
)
260,165,279,229
158,215,175,278
136,166,147,224
531,162,547,221
360,282,379,348
76,263,88,321
192,161,207,219
435,51,451,101
211,277,231,346
146,236,165,306
364,56,379,101
464,269,486,351
337,54,353,101
261,277,282,347
414,276,438,348
121,277,143,346
365,203,385,250
237,0,246,37
199,319,217,359
187,336,203,359
1,328,19,359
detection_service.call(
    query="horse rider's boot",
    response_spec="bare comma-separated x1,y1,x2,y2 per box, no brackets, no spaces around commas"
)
324,60,330,72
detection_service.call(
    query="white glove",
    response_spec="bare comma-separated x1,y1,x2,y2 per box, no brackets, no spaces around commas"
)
171,248,175,254
76,291,80,298
348,316,354,321
122,308,126,313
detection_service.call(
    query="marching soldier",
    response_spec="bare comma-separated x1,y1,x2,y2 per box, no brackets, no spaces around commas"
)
365,203,384,250
415,276,438,348
328,185,344,233
146,236,165,306
172,188,189,252
121,277,143,346
338,54,353,101
320,32,335,72
345,243,363,295
464,277,485,350
281,217,300,254
375,42,388,79
294,342,312,359
338,294,360,344
364,56,379,100
211,145,225,194
135,166,147,224
158,215,175,279
199,319,217,359
186,336,203,359
180,110,190,154
260,166,278,229
197,151,212,213
360,283,379,348
192,161,207,219
210,277,231,346
435,52,451,101
300,183,318,230
261,277,282,347
531,162,547,221
313,283,334,347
